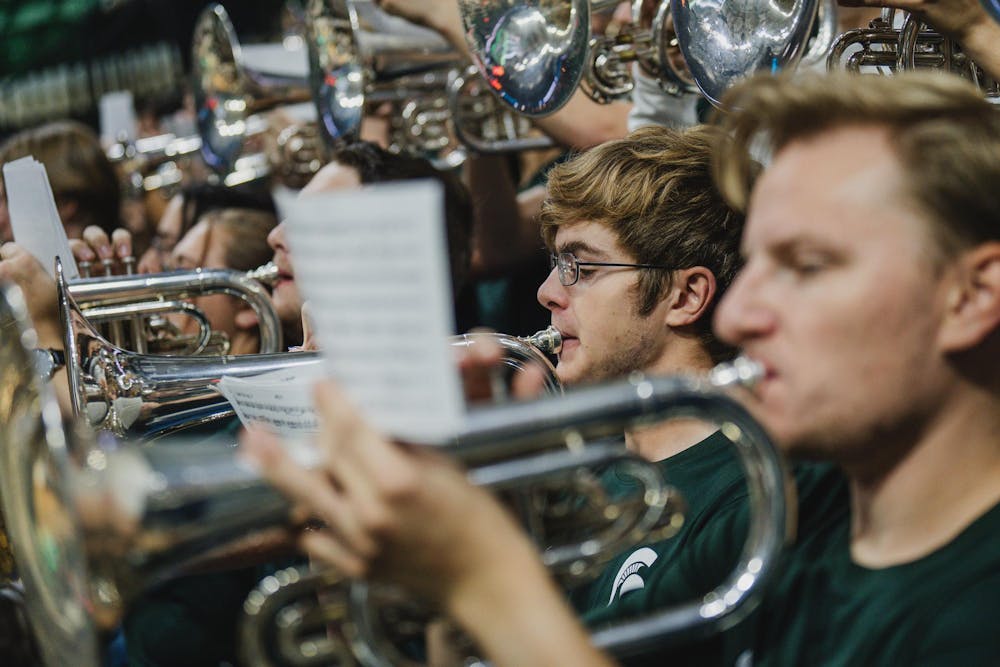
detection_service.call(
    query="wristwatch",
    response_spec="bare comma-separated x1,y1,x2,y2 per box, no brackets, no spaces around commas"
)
33,348,66,381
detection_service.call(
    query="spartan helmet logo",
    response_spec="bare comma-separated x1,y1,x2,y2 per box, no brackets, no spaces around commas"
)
608,547,659,606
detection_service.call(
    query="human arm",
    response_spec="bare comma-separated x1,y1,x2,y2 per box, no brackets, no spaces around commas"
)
240,380,612,667
0,243,74,413
467,153,549,276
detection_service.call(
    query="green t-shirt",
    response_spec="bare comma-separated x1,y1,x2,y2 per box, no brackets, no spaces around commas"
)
571,431,748,621
730,464,1000,666
566,432,750,665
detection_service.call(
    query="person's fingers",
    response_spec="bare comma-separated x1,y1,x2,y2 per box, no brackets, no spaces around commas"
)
110,228,133,260
456,330,503,402
311,381,399,515
137,248,161,274
300,302,318,351
69,239,97,263
82,226,113,260
234,307,260,332
0,242,22,261
511,363,548,400
240,428,380,558
299,530,367,578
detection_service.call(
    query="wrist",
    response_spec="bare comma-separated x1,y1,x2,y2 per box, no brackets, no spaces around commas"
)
957,15,1000,67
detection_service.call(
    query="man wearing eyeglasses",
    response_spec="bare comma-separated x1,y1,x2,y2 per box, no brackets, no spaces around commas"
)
532,125,748,646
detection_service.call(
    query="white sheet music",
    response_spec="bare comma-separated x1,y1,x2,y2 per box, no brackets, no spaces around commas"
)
217,364,325,436
276,180,464,444
2,157,79,279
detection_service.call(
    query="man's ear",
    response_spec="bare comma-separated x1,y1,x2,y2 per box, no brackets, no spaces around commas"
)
938,242,1000,352
234,306,259,332
663,266,717,328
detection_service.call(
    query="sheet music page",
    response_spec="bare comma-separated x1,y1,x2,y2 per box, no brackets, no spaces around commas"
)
217,363,325,436
276,180,464,444
2,157,80,279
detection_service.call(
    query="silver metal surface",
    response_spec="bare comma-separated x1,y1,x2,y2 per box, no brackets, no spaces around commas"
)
459,0,591,116
671,0,820,107
192,3,311,176
69,263,283,356
305,0,463,155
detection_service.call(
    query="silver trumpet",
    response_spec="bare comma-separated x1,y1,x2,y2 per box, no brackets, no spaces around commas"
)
58,260,561,440
0,278,791,667
238,358,787,667
70,260,282,356
304,0,473,167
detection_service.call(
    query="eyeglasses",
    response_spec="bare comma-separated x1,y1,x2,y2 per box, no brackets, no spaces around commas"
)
549,251,672,287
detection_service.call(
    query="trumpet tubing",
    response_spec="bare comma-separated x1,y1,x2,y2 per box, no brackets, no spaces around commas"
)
827,9,999,97
68,262,282,356
193,3,315,180
59,260,562,440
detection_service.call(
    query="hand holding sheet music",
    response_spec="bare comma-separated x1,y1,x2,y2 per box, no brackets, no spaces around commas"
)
271,180,465,443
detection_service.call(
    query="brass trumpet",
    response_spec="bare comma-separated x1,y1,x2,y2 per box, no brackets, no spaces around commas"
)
241,357,787,666
192,3,315,182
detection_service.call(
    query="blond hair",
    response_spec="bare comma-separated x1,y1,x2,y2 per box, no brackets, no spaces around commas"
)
713,71,1000,257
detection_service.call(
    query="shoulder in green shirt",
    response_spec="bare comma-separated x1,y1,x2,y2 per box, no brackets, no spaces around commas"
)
733,464,1000,666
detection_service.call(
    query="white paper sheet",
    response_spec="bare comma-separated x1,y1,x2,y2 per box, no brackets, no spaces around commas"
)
99,90,137,145
2,157,80,279
276,180,464,444
217,363,325,436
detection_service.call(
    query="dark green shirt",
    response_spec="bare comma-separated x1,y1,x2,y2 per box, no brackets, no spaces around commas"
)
571,431,748,623
730,464,1000,666
565,432,751,666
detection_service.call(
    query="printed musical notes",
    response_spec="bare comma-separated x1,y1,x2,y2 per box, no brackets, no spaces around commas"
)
276,180,464,444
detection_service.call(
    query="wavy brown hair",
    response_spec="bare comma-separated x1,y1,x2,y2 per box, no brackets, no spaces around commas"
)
540,125,744,361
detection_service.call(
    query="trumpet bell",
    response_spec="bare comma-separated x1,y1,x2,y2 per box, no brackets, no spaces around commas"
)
671,0,820,107
193,3,313,176
305,0,462,145
459,0,591,116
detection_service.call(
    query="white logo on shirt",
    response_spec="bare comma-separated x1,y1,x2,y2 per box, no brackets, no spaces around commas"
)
608,547,659,606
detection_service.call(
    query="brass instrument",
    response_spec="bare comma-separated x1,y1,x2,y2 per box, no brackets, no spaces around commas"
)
193,3,317,184
106,132,205,197
69,261,282,356
59,261,561,439
670,0,828,107
240,355,786,666
827,9,1000,96
458,0,592,116
0,278,790,667
304,0,474,166
582,0,699,103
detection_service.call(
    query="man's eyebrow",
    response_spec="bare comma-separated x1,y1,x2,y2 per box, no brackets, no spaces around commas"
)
556,240,610,259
